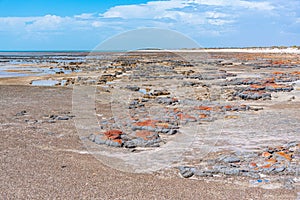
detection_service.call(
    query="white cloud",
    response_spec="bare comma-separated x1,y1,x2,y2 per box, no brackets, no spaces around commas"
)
102,1,187,19
0,0,297,44
192,0,274,10
0,14,98,33
0,0,278,33
25,15,66,31
101,0,275,29
74,13,96,20
91,21,103,27
205,11,230,19
101,0,238,28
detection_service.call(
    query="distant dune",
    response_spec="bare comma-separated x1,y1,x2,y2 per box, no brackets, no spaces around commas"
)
138,47,300,54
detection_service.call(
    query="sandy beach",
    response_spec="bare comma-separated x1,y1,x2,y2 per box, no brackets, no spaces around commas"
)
1,50,299,199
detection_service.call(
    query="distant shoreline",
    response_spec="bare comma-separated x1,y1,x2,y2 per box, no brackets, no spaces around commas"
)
138,47,300,54
0,47,300,54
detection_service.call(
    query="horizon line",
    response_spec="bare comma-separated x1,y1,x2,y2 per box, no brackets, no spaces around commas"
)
0,46,299,52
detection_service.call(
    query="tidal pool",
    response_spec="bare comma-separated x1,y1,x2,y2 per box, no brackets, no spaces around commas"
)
31,79,67,86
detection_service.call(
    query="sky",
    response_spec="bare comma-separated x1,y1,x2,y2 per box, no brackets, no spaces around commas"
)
0,0,299,50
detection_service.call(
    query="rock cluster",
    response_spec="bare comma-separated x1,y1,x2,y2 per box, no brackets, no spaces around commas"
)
91,99,256,149
179,141,299,188
187,70,236,80
269,71,300,83
89,128,162,148
223,73,297,100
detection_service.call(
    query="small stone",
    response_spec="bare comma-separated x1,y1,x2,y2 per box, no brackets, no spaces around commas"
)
57,116,70,120
220,156,240,163
125,85,140,91
49,115,58,119
179,166,194,178
16,110,27,116
88,134,96,142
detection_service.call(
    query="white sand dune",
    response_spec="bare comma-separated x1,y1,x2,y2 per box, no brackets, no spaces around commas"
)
139,48,300,54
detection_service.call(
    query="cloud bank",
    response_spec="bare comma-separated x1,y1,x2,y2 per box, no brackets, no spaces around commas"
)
0,0,299,49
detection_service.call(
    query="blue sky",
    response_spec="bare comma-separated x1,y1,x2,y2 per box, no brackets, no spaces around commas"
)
0,0,299,50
